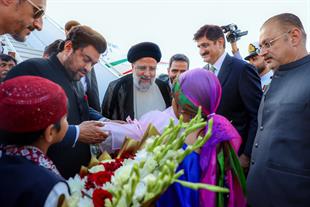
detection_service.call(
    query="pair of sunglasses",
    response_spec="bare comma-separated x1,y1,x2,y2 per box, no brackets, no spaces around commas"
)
26,0,45,19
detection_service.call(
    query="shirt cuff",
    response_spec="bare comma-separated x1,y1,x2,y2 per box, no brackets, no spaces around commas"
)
99,116,110,122
73,125,80,147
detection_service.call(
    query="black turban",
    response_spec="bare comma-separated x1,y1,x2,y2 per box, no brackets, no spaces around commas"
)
127,42,162,63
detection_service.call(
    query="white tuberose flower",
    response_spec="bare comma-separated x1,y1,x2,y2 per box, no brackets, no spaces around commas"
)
88,165,105,173
67,175,86,195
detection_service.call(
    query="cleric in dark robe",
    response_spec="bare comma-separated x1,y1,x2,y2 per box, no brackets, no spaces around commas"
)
102,42,171,120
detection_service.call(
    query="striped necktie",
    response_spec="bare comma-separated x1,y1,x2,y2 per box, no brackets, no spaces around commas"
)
209,64,217,73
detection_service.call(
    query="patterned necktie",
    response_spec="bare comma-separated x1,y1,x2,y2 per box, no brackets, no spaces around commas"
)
209,64,217,73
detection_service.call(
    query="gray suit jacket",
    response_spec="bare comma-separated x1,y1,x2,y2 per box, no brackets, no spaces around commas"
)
247,55,310,207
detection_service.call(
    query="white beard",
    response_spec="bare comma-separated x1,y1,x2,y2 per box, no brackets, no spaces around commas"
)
133,73,155,92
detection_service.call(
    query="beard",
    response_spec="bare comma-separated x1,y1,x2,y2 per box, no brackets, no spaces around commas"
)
133,72,155,92
63,55,87,81
256,65,266,75
11,33,26,42
11,20,34,42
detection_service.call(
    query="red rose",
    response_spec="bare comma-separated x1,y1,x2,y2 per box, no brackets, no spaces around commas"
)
101,160,123,172
93,189,112,207
121,152,135,160
88,171,114,187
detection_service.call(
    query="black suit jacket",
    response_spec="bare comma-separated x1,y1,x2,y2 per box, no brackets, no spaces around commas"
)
216,54,262,156
85,69,101,112
5,55,91,179
102,74,171,121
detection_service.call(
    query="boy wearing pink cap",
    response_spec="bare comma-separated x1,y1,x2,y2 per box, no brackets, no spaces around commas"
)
0,76,70,207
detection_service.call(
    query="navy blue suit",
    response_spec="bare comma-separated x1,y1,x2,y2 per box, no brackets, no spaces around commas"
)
216,54,262,156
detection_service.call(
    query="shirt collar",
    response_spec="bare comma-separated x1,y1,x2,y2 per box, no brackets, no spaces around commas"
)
213,52,227,71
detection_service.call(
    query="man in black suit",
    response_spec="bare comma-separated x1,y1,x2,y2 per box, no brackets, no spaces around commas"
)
102,42,171,121
80,68,101,112
193,25,262,171
5,26,108,178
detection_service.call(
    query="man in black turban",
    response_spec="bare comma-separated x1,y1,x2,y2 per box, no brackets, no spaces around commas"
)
102,42,171,120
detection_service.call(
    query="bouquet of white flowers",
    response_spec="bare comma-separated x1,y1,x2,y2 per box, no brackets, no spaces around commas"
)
64,109,229,207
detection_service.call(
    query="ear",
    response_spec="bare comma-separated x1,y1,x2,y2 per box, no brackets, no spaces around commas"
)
290,27,303,47
42,124,55,144
171,98,179,118
63,40,73,54
217,37,225,48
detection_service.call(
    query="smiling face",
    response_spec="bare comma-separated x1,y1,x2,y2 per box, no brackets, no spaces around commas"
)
7,0,46,41
132,57,157,91
196,36,224,65
63,44,100,81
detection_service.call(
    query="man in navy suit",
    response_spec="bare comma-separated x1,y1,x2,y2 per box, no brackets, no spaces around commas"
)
193,25,262,171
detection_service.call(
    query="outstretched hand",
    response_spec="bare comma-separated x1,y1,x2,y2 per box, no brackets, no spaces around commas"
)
78,121,109,144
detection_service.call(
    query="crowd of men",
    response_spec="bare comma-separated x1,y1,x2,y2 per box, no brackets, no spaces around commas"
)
0,1,309,207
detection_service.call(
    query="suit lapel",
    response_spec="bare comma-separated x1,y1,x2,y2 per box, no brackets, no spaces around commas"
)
217,54,233,87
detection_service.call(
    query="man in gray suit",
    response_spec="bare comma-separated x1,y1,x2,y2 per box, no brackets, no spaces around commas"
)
247,13,310,207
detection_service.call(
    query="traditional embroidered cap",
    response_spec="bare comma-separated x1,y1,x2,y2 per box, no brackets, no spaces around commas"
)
127,42,162,63
244,42,259,60
0,76,67,133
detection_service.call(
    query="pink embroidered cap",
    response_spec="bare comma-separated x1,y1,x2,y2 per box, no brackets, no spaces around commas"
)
0,76,67,133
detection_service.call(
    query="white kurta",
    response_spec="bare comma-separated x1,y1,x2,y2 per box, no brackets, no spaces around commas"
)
133,83,166,119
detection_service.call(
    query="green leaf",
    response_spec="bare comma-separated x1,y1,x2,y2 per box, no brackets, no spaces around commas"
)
174,179,229,193
227,143,247,195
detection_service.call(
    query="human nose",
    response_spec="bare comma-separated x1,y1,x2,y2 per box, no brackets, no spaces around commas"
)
143,70,151,77
258,47,268,56
33,17,43,31
85,63,93,73
199,47,206,55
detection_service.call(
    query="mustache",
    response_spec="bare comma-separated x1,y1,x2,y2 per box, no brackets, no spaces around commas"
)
139,75,151,80
27,25,35,32
78,68,88,74
201,51,209,56
264,54,272,60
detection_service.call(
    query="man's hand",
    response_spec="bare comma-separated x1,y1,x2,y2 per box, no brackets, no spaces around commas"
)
239,153,250,175
230,41,239,54
78,121,109,144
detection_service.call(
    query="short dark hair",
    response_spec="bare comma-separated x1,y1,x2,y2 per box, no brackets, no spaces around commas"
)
168,54,190,68
0,54,17,64
193,25,225,47
43,39,62,57
59,25,107,54
262,13,307,42
65,20,80,32
0,120,62,146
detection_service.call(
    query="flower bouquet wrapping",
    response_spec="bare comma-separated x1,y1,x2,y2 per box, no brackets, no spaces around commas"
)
63,109,229,207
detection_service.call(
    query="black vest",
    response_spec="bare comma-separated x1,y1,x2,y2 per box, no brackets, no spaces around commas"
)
0,155,67,207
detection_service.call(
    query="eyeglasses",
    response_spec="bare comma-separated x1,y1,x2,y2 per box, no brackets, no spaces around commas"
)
258,31,291,54
26,0,45,19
